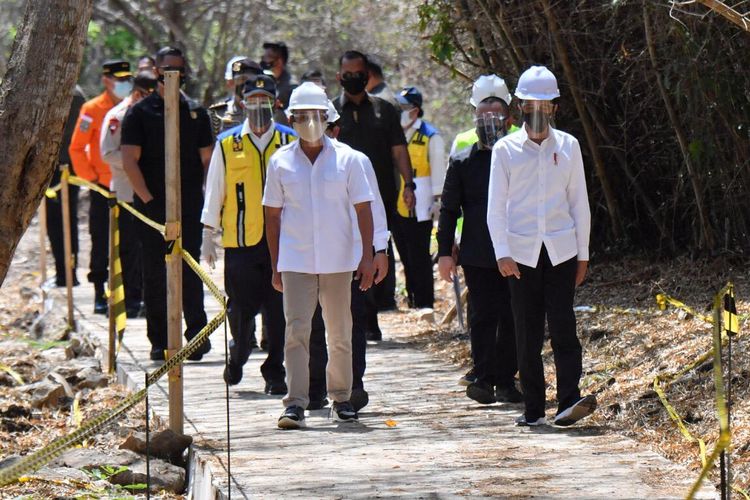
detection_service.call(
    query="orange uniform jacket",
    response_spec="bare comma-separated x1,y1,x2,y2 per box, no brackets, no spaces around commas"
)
68,91,116,187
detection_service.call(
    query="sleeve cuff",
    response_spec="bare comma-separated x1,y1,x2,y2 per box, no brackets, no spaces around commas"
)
577,248,589,261
200,210,221,230
493,243,510,261
262,199,283,208
374,232,389,252
351,194,375,206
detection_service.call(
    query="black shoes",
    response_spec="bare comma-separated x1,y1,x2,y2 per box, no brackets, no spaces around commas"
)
223,362,243,386
331,401,358,422
495,385,524,403
94,297,108,315
187,338,211,361
278,405,306,429
125,302,142,319
350,388,369,412
150,347,165,361
466,381,496,405
554,395,597,426
265,379,288,396
307,398,329,411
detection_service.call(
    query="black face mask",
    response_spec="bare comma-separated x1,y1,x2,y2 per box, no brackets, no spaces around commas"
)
523,110,550,134
340,73,368,95
157,66,186,86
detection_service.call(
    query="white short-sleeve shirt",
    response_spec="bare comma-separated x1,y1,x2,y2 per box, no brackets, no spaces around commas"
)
263,135,375,274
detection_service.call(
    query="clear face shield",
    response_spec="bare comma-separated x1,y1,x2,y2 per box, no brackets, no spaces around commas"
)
474,111,506,148
291,109,328,146
243,96,274,135
520,100,556,135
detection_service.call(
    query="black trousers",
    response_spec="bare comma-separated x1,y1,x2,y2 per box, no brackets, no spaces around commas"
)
308,278,369,399
136,208,207,350
374,205,397,310
392,215,434,308
118,209,142,309
508,246,581,420
45,181,79,284
224,246,285,383
88,189,110,286
463,265,517,388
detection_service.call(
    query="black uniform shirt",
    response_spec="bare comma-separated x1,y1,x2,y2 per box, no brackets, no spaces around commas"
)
121,92,213,221
333,94,406,207
437,144,498,269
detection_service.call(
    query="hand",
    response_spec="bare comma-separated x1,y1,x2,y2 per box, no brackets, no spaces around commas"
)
429,198,441,221
575,260,588,287
497,257,521,279
403,186,416,210
355,256,375,291
373,252,389,284
272,271,283,293
438,256,457,283
139,191,154,204
201,227,218,269
451,243,459,262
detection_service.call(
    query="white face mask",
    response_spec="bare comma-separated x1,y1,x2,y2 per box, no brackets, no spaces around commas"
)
400,109,414,129
113,80,133,99
292,111,326,145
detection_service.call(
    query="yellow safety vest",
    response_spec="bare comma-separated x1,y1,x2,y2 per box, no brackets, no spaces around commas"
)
397,122,436,218
220,129,295,247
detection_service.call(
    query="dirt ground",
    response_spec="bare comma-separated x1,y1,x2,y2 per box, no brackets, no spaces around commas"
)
1,197,748,497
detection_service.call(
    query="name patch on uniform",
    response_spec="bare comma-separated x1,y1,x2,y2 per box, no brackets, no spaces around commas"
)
79,114,94,132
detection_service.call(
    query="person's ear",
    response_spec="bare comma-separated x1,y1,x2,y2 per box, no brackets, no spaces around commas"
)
336,71,342,83
331,125,340,139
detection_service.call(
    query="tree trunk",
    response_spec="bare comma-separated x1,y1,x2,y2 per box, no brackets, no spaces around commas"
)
0,0,93,285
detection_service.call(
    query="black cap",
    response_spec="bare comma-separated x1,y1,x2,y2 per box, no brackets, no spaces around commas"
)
102,59,132,78
397,86,424,116
262,42,289,64
242,74,276,98
232,58,262,78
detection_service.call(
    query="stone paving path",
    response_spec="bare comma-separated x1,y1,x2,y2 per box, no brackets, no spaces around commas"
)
22,204,715,499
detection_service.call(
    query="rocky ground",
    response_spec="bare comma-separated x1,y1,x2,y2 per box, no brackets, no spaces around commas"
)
0,197,748,497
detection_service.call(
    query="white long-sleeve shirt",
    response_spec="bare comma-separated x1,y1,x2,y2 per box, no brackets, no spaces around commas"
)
404,118,446,197
100,96,134,202
487,126,590,268
201,120,275,230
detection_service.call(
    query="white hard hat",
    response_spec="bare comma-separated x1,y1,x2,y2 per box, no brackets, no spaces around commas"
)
326,100,340,124
224,56,246,80
287,82,329,111
514,66,560,101
470,75,511,107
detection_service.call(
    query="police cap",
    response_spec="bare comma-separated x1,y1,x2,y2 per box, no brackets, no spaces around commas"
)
102,59,132,78
232,58,262,79
397,86,424,117
242,74,276,99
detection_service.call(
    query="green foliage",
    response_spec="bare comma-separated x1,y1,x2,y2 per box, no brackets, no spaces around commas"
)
417,1,455,62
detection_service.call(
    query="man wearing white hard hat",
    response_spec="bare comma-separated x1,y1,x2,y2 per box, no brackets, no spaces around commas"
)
487,66,595,427
437,77,521,406
263,82,376,429
449,75,519,160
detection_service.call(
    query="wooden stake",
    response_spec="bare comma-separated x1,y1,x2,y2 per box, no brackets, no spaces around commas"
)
164,70,183,435
60,165,76,331
107,195,116,374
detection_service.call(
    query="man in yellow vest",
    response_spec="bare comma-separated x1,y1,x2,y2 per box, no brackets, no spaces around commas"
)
201,74,296,393
393,86,445,310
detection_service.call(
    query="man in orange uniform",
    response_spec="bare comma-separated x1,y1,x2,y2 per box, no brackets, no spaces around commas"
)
69,60,132,313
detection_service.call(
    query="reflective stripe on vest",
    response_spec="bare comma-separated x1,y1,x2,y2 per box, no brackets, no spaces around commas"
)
220,130,295,247
397,123,434,218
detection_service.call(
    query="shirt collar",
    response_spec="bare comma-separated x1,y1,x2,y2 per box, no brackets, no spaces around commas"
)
291,133,332,155
518,124,558,148
340,92,371,108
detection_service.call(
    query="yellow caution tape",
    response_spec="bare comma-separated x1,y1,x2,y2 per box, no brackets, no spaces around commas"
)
0,176,228,487
655,293,713,323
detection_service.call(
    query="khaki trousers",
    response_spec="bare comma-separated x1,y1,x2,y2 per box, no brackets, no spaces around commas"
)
281,271,353,409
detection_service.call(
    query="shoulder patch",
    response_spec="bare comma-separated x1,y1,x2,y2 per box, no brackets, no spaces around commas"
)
79,114,93,132
108,117,120,134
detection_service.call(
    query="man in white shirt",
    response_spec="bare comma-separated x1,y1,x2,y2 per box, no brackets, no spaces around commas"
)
100,70,158,318
487,66,596,427
393,86,445,312
263,83,375,429
201,75,296,394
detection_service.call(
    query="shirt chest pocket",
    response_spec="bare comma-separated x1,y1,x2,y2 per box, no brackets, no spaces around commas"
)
280,169,306,203
323,169,347,199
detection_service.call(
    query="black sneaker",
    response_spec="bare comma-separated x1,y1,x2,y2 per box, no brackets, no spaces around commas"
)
223,362,243,386
350,388,369,412
278,406,306,429
187,338,211,361
265,380,288,396
150,347,165,361
495,384,524,403
307,398,329,411
515,414,547,427
554,395,597,427
126,303,142,319
331,401,358,422
466,381,496,405
458,368,477,387
94,297,108,315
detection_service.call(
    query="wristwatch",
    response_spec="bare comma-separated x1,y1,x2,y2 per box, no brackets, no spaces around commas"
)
404,181,417,190
375,248,388,256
